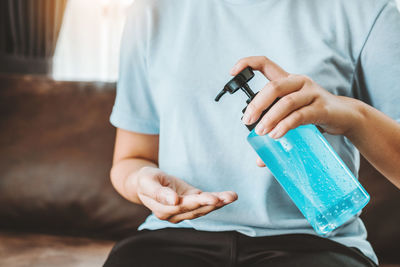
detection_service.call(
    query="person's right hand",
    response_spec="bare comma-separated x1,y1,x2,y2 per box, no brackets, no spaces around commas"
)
135,166,238,224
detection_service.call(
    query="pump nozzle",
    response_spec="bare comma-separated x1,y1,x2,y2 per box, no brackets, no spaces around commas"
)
214,90,227,102
215,66,279,131
215,67,256,102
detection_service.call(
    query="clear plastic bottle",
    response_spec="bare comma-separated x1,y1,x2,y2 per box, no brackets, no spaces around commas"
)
215,67,370,235
248,124,369,235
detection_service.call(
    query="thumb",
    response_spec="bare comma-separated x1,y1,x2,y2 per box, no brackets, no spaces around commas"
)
154,186,179,206
256,156,266,167
139,173,179,206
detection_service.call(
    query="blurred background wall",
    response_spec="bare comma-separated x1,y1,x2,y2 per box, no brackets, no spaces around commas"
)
1,0,400,82
52,0,134,82
0,0,133,81
0,0,68,74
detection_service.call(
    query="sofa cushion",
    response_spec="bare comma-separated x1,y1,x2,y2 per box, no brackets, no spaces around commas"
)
0,74,150,239
359,158,400,265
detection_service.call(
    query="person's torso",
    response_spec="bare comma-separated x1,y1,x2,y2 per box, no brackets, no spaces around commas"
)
135,0,389,263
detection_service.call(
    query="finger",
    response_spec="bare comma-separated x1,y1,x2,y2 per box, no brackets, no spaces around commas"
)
180,192,220,207
138,175,179,206
209,191,238,204
141,192,217,221
143,193,219,220
256,157,266,167
168,204,222,224
139,194,183,221
168,174,202,196
230,56,289,81
254,90,315,135
242,75,305,126
170,192,239,224
268,105,318,139
182,187,203,195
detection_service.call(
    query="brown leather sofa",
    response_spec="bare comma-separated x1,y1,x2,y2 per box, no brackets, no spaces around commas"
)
0,74,399,267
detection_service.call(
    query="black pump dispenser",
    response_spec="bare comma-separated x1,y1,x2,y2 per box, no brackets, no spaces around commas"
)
215,67,277,131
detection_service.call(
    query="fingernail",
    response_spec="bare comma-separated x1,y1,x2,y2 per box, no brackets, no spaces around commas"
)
255,123,264,135
268,127,279,139
222,197,232,204
230,65,238,74
242,113,251,124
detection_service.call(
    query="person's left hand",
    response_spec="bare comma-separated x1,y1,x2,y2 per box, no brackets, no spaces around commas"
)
230,56,363,167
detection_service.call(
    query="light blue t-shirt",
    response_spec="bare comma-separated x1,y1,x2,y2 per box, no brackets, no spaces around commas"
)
110,0,400,264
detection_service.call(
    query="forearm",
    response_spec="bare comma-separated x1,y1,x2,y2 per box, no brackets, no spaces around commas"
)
110,158,158,205
346,100,400,187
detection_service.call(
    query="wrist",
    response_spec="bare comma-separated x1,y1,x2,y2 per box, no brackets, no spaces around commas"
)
343,98,368,141
126,165,158,205
124,170,143,204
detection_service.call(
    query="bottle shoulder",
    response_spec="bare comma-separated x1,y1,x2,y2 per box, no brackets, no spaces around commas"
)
247,124,318,140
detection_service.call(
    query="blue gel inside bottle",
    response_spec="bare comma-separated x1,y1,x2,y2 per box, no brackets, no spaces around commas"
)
247,124,370,235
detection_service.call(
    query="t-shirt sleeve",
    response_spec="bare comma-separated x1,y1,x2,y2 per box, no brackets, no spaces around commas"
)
354,0,400,123
109,1,160,134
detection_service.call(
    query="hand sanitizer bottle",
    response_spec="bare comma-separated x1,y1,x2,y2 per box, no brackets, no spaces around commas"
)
215,67,370,235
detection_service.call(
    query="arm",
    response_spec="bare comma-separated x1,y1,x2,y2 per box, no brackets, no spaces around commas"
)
234,2,400,187
231,56,400,188
110,1,236,222
110,128,238,223
345,101,400,187
110,128,159,205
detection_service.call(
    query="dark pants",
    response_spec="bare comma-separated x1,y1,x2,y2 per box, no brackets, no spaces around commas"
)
103,228,377,267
